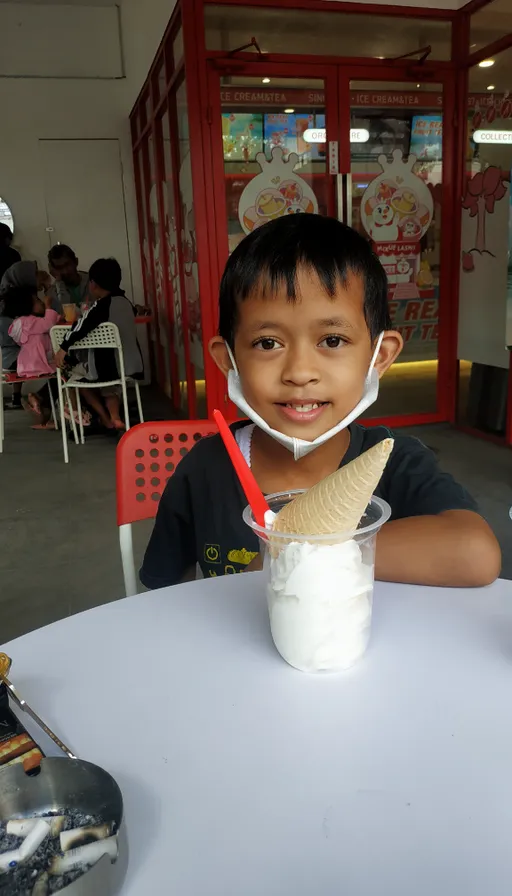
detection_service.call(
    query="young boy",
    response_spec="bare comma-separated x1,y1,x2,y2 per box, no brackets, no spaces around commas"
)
140,215,500,590
54,257,143,431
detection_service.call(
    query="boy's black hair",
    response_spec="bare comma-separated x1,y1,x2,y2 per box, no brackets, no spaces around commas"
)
48,243,77,264
1,286,35,319
218,214,392,346
89,257,122,294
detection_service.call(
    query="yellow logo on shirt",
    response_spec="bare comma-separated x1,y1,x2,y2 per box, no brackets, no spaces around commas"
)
227,548,258,566
204,544,221,564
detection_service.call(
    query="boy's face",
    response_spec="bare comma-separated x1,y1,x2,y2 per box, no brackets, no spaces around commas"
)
210,267,402,442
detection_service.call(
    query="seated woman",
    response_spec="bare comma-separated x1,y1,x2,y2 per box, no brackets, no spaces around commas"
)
54,258,143,431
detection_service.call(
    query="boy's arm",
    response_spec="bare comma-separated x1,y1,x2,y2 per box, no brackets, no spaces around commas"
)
376,510,500,587
140,470,196,590
377,438,501,587
60,299,106,351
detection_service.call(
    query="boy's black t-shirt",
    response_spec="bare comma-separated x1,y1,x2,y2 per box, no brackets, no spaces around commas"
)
140,422,478,590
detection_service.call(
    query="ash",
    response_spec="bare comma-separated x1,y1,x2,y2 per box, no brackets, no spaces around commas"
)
0,810,110,895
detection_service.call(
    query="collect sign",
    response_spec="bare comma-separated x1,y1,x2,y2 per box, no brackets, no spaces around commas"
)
473,130,512,144
302,127,369,143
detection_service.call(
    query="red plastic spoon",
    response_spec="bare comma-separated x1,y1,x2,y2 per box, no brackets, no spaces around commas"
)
213,409,270,527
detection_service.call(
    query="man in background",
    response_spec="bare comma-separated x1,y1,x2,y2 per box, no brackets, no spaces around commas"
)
47,243,92,313
0,224,21,281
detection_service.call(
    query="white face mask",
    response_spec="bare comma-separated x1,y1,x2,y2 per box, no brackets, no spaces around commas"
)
226,332,384,461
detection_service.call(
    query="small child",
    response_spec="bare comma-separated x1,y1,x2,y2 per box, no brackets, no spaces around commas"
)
140,214,501,590
3,287,60,429
54,257,143,431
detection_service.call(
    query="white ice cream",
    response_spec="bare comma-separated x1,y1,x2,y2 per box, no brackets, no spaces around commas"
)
266,538,373,672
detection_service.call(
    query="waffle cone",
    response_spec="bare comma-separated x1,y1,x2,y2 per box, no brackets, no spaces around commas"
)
273,438,394,537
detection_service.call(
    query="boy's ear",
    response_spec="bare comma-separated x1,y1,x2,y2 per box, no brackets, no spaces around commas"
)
374,330,403,377
208,336,233,377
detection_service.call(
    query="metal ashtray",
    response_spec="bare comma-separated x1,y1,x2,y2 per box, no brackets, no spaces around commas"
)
0,758,125,895
0,655,126,895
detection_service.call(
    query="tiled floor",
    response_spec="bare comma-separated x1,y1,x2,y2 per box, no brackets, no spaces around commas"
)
0,397,510,645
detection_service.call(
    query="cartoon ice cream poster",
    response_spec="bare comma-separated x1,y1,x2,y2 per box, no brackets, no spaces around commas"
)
238,146,318,235
263,113,314,159
410,115,443,161
360,149,434,298
222,113,263,162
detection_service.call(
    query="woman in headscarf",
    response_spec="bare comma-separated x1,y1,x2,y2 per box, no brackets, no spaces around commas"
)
1,261,52,408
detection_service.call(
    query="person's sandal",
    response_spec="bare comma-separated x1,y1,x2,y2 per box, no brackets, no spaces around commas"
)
63,406,92,427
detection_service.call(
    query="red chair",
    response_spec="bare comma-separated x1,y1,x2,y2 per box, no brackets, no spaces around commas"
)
116,420,216,596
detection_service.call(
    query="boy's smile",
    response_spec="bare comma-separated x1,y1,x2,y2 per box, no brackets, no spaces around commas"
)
213,266,400,442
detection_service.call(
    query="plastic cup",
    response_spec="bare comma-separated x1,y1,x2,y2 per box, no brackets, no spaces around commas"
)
62,303,78,323
243,491,391,673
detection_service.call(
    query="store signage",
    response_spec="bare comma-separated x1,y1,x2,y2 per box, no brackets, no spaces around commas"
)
303,127,369,143
220,89,507,112
473,129,512,144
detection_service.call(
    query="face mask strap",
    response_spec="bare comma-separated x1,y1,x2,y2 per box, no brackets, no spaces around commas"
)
367,331,384,380
225,343,239,376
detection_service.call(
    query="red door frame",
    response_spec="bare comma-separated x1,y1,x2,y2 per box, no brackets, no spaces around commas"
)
204,57,458,427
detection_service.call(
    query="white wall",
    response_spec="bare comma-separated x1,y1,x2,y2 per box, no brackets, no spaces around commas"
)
0,76,144,295
0,4,122,78
0,2,146,301
120,0,178,113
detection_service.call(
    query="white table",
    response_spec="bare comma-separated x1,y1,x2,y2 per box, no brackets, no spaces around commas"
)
3,575,512,895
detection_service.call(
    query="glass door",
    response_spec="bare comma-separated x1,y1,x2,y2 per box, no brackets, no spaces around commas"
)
207,62,456,425
208,62,338,258
336,72,451,424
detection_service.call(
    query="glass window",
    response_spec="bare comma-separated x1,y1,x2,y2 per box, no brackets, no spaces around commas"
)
0,197,14,233
153,56,166,104
457,49,512,436
205,5,451,61
173,27,184,69
349,81,444,418
162,110,188,413
470,0,512,53
176,79,205,416
219,75,329,254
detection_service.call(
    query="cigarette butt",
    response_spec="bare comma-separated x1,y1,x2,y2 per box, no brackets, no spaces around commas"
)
60,823,112,852
31,871,49,896
0,849,21,873
6,818,37,837
18,819,50,861
48,816,65,837
49,835,118,875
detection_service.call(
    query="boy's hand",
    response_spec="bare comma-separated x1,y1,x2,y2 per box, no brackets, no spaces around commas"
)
54,348,67,369
376,510,501,588
244,553,263,573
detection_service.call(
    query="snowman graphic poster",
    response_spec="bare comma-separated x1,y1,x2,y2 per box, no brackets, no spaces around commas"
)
360,149,434,300
238,147,318,234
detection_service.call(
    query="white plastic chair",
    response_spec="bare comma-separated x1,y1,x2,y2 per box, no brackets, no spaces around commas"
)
1,346,58,454
50,323,144,463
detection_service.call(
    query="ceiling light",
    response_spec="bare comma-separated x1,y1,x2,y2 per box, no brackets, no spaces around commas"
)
416,83,421,88
487,84,495,91
375,56,385,60
479,59,495,68
262,77,270,84
284,108,295,114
